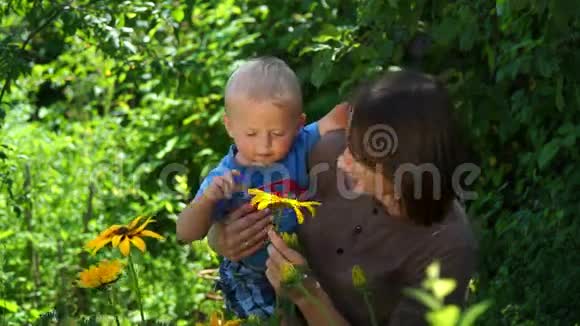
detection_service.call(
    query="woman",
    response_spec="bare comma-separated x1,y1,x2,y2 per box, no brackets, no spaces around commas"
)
208,70,477,325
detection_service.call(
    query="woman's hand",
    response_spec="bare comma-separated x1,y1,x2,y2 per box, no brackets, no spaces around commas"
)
266,230,351,325
265,230,311,303
207,204,272,261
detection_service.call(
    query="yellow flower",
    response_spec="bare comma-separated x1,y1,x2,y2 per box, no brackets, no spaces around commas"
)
280,262,301,286
78,259,123,289
248,188,321,224
351,265,367,289
197,312,242,326
281,232,301,252
86,216,164,256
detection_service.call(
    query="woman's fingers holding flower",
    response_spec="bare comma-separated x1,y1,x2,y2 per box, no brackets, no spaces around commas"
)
236,209,272,243
266,242,288,267
268,230,306,265
265,262,281,292
232,222,272,261
219,204,271,261
226,202,255,221
266,240,308,303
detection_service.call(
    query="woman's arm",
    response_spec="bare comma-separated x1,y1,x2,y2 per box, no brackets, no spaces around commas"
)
293,282,350,326
206,203,272,261
265,230,350,326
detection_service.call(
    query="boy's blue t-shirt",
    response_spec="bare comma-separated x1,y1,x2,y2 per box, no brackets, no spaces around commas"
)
194,122,320,269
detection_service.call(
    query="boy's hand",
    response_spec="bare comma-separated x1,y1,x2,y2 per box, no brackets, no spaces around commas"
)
331,102,351,128
202,170,241,203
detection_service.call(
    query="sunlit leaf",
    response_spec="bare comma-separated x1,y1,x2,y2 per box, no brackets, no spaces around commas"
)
426,305,460,326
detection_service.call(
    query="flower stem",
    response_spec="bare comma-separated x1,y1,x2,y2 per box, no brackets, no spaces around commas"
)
274,207,284,232
107,288,121,326
128,254,145,323
297,284,336,326
362,291,378,326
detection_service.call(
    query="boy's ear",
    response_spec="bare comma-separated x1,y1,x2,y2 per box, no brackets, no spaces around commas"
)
298,113,306,128
223,114,234,138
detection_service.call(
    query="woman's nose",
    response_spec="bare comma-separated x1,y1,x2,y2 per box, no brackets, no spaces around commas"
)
337,154,350,172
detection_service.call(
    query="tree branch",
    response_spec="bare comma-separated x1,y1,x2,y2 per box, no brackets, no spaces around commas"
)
0,2,70,106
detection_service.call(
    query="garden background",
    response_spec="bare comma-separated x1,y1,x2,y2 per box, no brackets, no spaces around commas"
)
1,0,579,325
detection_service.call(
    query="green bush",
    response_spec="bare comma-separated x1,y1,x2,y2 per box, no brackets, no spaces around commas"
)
1,0,579,324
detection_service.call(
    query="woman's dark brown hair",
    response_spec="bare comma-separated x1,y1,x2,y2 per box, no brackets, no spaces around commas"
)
348,70,468,225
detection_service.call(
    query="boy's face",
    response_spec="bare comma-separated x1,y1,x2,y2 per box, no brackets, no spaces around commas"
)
224,96,305,166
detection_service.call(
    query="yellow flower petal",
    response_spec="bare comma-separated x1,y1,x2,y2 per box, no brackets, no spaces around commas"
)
140,230,164,240
247,188,261,196
257,201,271,211
280,262,300,285
301,201,320,217
130,236,147,252
85,225,122,254
250,196,260,207
209,312,220,326
86,237,113,255
293,207,305,224
77,259,123,288
351,265,367,289
132,217,155,235
96,225,122,238
127,216,144,230
248,187,321,224
119,237,131,256
111,235,122,248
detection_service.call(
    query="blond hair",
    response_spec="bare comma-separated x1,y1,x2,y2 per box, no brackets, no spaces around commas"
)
225,57,302,113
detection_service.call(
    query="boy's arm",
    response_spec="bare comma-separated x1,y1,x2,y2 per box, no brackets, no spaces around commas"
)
176,170,239,243
317,102,350,136
176,195,215,243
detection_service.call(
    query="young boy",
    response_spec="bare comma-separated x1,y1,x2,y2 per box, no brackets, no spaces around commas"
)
176,57,347,318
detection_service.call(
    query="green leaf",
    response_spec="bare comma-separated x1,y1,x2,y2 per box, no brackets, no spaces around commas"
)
208,110,223,126
432,18,460,45
485,44,495,72
496,0,506,16
172,7,185,22
426,305,460,326
299,44,332,56
458,300,492,326
403,288,441,310
195,148,214,158
426,261,441,279
537,140,560,169
156,137,178,159
432,278,457,300
0,299,19,312
123,40,137,54
0,230,14,241
310,52,333,88
555,76,565,111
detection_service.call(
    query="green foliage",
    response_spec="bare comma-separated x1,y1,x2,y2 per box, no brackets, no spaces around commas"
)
1,0,579,324
405,261,492,326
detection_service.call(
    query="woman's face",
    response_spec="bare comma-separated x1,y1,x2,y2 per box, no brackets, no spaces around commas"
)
337,147,395,198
